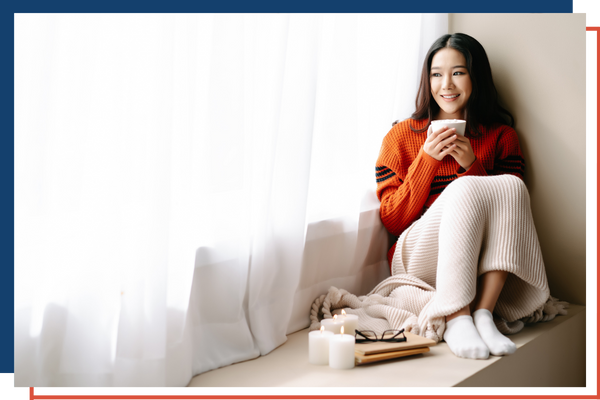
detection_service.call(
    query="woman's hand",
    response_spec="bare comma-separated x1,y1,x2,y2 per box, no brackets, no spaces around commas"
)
449,134,476,170
424,125,458,161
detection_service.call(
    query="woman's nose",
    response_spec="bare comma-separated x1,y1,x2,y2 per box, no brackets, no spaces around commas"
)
443,76,454,90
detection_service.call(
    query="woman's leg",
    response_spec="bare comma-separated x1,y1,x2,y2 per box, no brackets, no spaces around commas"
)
472,271,517,355
446,305,470,322
443,303,489,359
444,271,515,358
443,281,487,360
446,270,507,323
473,271,508,311
396,175,549,359
443,290,488,359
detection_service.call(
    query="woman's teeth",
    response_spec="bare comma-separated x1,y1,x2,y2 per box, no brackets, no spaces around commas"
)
442,94,459,99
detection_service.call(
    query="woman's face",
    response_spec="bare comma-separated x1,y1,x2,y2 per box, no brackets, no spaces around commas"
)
430,47,472,120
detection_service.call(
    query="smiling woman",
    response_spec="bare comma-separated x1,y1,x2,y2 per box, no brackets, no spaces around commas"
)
411,33,515,137
376,33,562,360
429,48,472,120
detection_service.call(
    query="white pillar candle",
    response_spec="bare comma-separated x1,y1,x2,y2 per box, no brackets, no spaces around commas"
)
328,326,355,369
321,316,344,334
339,310,359,336
309,327,334,365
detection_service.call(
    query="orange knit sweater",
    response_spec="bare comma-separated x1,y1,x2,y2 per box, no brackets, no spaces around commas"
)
376,118,525,267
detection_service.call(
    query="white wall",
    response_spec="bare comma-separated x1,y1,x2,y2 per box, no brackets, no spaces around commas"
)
449,14,587,305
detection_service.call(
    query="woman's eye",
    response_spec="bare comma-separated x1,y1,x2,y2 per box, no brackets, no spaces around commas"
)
453,71,466,75
431,73,441,77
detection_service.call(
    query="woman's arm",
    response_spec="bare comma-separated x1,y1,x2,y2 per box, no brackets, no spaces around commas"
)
491,127,525,180
376,132,442,236
456,157,488,177
452,126,525,180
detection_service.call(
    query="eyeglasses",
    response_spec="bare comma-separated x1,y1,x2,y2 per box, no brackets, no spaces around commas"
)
354,329,406,343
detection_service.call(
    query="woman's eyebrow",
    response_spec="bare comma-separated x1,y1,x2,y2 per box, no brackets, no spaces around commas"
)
430,65,467,69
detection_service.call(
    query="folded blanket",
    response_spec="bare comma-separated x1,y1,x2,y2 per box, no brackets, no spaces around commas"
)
309,176,569,342
309,276,569,342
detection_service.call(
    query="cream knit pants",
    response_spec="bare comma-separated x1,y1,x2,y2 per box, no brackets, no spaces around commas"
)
391,174,550,325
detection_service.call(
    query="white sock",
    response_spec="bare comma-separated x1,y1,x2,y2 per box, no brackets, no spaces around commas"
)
473,309,516,356
443,315,489,359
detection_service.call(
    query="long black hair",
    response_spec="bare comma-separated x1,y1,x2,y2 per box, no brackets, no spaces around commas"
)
405,33,514,136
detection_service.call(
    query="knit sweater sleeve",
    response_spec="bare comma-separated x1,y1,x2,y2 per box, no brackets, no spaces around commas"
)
456,157,488,177
376,127,441,236
491,126,525,180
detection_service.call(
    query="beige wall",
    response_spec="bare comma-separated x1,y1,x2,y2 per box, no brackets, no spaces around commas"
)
449,14,586,305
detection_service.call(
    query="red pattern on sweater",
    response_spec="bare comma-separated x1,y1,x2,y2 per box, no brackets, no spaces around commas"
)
376,118,525,268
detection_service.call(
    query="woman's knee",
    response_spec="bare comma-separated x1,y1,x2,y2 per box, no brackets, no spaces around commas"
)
444,175,529,208
444,175,480,197
502,173,526,188
500,174,529,203
464,174,527,195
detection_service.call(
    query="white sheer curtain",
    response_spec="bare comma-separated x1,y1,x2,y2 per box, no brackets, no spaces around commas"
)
14,13,447,386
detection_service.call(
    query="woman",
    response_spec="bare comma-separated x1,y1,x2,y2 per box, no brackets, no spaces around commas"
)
375,33,551,359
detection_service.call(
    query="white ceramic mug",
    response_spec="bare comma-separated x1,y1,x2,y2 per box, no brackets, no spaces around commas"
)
429,119,466,137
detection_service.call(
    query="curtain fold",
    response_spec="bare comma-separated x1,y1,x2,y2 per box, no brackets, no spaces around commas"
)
14,13,448,386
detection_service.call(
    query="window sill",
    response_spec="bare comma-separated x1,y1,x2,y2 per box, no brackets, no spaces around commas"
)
189,304,585,387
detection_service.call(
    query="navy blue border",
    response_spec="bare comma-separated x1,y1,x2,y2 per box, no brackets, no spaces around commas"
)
4,0,573,375
11,0,573,13
4,4,14,375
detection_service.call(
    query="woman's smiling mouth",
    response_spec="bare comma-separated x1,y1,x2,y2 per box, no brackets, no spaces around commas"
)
441,94,460,101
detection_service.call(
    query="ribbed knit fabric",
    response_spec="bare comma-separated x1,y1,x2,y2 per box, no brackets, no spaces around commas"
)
307,122,569,343
309,175,569,342
376,118,525,266
310,275,440,339
309,284,567,342
395,174,550,325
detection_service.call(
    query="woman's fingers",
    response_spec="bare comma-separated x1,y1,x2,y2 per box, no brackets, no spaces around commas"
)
437,134,457,151
428,126,453,141
427,125,475,169
426,127,443,145
451,135,468,149
439,144,456,155
424,126,459,161
440,145,456,158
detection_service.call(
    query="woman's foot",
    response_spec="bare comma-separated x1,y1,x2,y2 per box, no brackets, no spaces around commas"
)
473,309,516,356
443,315,489,359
